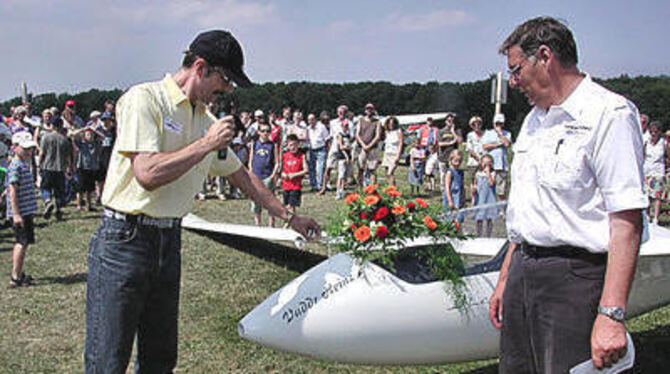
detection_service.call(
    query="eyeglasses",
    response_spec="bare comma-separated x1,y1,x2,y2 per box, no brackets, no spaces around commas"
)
258,128,270,133
209,65,232,85
507,54,537,80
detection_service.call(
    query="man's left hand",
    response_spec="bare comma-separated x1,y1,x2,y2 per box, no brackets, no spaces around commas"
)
591,314,627,368
289,214,321,240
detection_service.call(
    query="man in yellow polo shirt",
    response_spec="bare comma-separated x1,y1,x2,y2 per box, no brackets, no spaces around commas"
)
84,30,320,373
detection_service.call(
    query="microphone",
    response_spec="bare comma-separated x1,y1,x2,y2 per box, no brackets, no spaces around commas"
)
217,115,245,160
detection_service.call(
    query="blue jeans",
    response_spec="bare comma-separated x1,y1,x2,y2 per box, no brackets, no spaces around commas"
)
85,215,181,374
309,147,326,190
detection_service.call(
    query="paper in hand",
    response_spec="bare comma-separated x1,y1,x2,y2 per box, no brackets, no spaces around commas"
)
569,332,635,374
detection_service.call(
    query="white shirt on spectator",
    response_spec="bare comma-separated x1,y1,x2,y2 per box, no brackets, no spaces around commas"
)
643,137,666,177
308,122,329,149
466,131,485,167
506,75,648,253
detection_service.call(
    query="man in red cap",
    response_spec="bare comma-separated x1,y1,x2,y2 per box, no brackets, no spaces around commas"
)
84,30,320,373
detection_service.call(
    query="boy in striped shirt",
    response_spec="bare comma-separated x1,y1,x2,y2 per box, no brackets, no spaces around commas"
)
8,132,38,287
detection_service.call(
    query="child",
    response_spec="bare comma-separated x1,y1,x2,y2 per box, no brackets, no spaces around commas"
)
443,149,465,224
424,143,439,192
7,132,38,287
473,154,497,237
249,122,279,226
281,134,308,214
73,127,103,211
408,138,426,195
335,120,353,200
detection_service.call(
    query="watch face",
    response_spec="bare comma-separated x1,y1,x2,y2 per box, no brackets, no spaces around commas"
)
613,308,625,320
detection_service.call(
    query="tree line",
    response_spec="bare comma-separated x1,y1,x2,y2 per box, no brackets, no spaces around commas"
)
1,75,668,136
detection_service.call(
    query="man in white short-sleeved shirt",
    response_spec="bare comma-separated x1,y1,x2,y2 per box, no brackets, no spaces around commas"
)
489,17,647,373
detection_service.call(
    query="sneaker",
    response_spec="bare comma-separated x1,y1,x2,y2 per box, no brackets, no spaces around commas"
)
43,202,55,220
216,193,227,201
9,272,33,288
196,193,206,201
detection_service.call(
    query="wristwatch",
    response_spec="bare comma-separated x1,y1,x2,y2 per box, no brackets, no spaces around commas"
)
598,306,626,322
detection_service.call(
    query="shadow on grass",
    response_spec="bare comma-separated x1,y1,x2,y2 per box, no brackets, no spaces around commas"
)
189,229,327,273
462,364,498,373
36,272,88,286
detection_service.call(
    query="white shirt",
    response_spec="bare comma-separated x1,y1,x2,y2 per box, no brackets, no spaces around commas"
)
643,138,666,177
482,129,512,171
506,75,648,253
329,118,354,154
307,122,329,149
466,131,485,167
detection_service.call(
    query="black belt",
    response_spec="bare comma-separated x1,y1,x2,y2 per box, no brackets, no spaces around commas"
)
520,243,606,264
103,208,181,229
310,146,326,152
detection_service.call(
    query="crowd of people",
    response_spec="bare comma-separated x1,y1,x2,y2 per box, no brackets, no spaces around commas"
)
0,100,116,287
199,102,518,236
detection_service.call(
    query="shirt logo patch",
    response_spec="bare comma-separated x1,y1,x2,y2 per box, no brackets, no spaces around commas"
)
163,117,183,134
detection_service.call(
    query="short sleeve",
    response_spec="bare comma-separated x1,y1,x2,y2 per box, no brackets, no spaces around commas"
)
591,103,648,212
208,148,242,176
7,163,19,184
114,87,162,154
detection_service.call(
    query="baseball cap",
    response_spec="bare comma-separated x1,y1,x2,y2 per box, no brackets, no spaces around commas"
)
12,132,36,148
188,30,253,88
65,99,75,107
232,137,244,145
254,109,264,117
494,113,505,124
365,103,375,110
90,110,101,119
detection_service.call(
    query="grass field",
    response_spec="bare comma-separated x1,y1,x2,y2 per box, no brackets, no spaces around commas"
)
1,166,669,373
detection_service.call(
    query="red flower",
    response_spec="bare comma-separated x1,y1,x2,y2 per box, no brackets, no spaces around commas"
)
354,226,371,242
360,212,369,220
414,198,428,208
350,224,356,231
373,206,390,221
392,205,406,215
407,202,416,212
375,225,389,239
452,220,460,231
423,216,437,230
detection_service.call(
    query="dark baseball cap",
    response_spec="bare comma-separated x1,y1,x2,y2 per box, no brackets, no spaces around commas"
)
188,30,253,88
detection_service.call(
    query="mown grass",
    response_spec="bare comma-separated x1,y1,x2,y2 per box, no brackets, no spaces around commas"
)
1,165,669,373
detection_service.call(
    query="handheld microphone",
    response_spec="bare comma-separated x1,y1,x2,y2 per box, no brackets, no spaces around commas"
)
217,115,245,160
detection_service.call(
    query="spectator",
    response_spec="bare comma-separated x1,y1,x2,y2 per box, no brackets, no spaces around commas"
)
307,113,329,192
286,111,308,151
473,154,497,237
466,115,485,205
437,113,462,189
644,121,665,224
381,116,403,186
355,103,382,186
63,100,85,129
408,137,426,195
38,117,72,221
88,111,102,128
334,119,353,200
640,113,650,143
9,106,31,135
281,134,308,212
249,122,279,226
424,142,439,192
96,112,116,200
482,113,513,200
0,116,12,168
321,105,351,194
245,109,264,141
443,149,465,223
72,127,103,211
7,132,38,287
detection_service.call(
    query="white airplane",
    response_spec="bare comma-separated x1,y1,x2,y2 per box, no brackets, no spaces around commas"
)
183,214,670,365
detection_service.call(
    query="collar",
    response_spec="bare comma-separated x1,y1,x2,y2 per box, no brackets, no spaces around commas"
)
161,74,204,111
552,73,592,121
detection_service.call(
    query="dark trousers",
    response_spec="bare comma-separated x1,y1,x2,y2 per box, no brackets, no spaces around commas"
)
39,170,66,208
499,245,606,374
85,215,181,374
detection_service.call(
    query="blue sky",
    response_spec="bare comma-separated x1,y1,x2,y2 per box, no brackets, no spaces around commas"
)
1,0,668,101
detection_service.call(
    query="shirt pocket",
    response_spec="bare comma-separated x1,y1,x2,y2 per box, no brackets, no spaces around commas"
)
538,136,587,190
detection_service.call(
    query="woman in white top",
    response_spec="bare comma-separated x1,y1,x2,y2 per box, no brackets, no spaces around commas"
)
466,116,485,206
643,121,666,224
381,116,403,186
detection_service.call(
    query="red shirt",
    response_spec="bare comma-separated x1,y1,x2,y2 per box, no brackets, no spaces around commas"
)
270,124,281,144
281,151,305,191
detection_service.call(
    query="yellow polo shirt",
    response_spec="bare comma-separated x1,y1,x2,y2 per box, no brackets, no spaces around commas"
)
101,74,241,218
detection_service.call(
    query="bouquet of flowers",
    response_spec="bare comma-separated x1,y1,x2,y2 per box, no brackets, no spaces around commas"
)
326,184,469,307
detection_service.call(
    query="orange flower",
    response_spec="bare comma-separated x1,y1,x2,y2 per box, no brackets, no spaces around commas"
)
344,193,360,205
388,190,402,198
363,184,379,194
363,195,380,206
453,220,460,231
423,216,437,230
414,198,428,208
392,205,406,215
383,185,397,194
354,226,371,242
